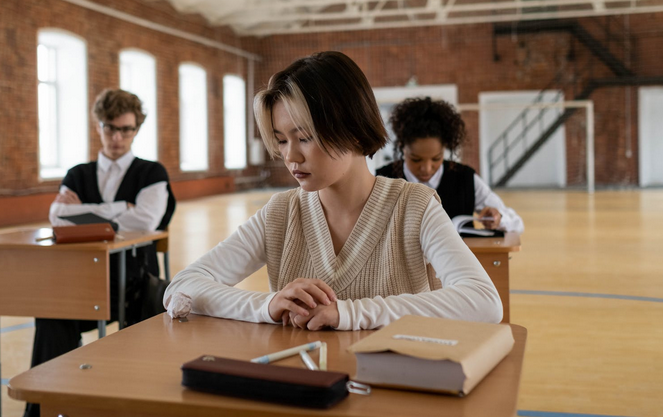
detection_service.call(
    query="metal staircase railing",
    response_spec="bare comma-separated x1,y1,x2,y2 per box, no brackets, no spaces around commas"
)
489,82,596,187
488,18,633,187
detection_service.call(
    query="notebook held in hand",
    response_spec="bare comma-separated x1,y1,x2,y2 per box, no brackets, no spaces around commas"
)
52,223,116,244
58,212,119,231
451,215,505,238
181,355,349,409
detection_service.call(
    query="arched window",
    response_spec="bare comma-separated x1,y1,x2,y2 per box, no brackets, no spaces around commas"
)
37,29,87,179
223,75,247,170
179,63,209,171
120,49,158,161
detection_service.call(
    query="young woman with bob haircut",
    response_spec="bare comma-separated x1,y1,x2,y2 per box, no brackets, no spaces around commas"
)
164,51,503,330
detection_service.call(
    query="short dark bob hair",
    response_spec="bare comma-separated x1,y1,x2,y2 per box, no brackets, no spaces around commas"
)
254,51,387,158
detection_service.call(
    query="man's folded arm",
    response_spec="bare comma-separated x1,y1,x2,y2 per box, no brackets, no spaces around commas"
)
113,181,168,231
49,186,126,226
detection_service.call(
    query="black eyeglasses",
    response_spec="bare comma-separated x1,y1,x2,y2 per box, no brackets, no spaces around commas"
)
100,122,138,138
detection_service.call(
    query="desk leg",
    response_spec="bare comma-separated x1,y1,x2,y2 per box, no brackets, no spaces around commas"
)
97,320,106,338
118,250,126,330
164,251,171,282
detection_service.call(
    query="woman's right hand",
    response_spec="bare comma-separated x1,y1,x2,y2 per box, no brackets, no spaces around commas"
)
268,278,337,323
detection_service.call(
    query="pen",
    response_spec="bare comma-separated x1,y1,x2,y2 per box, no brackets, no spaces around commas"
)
476,216,495,221
299,350,319,371
319,342,327,371
250,341,322,364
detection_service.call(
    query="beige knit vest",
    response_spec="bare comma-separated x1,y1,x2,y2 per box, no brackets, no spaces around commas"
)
264,176,442,300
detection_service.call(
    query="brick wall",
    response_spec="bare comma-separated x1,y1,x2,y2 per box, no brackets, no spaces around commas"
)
0,0,247,197
1,0,662,217
244,14,663,188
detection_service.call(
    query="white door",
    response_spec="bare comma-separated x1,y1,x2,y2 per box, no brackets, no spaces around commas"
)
371,85,458,174
639,87,663,187
479,91,566,188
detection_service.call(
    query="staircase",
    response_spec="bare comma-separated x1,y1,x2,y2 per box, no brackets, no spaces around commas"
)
488,18,633,187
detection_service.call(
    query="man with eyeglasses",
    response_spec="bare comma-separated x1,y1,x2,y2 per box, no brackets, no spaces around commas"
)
24,89,176,417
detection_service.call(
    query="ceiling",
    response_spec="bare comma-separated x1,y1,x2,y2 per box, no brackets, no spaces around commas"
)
155,0,663,36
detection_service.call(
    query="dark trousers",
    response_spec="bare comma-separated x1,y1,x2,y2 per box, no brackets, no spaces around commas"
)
23,319,100,417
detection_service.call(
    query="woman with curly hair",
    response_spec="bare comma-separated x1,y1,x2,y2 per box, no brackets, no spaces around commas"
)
376,97,524,233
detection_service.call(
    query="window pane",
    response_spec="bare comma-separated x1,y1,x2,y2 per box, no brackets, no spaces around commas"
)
223,75,246,170
37,30,87,180
120,50,158,161
38,83,58,168
179,64,208,171
37,44,56,83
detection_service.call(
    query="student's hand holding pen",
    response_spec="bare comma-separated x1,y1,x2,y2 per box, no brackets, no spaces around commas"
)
268,278,337,324
477,206,502,230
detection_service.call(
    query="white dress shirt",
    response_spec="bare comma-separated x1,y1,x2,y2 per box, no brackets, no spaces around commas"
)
49,151,169,232
403,163,524,233
164,194,504,331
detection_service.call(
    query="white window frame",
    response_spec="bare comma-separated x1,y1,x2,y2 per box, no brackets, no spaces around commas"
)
179,63,209,172
37,29,88,180
223,74,247,170
119,49,158,161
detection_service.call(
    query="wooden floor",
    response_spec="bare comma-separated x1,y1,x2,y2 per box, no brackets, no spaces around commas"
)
2,188,663,417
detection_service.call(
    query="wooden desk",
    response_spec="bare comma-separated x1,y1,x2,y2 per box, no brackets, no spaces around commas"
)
8,314,527,417
465,233,521,323
0,227,168,333
0,228,169,416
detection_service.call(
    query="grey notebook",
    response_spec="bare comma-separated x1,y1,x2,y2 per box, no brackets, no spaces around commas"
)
58,213,119,232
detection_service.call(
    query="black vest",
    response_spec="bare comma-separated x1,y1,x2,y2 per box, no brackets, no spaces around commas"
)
62,158,176,231
375,160,475,219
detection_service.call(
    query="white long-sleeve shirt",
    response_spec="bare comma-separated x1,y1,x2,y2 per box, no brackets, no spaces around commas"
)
403,163,525,234
164,194,503,330
49,151,168,232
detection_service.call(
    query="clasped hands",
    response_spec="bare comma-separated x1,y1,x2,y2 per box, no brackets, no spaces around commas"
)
268,278,339,331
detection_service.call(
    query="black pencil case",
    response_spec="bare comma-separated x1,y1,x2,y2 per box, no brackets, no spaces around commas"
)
181,355,350,409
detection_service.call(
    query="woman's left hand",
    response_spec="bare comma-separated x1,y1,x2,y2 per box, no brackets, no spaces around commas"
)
288,301,340,331
478,206,502,230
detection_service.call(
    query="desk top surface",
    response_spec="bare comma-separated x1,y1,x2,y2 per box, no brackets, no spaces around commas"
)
0,227,168,251
9,314,526,417
0,227,516,253
464,232,521,253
